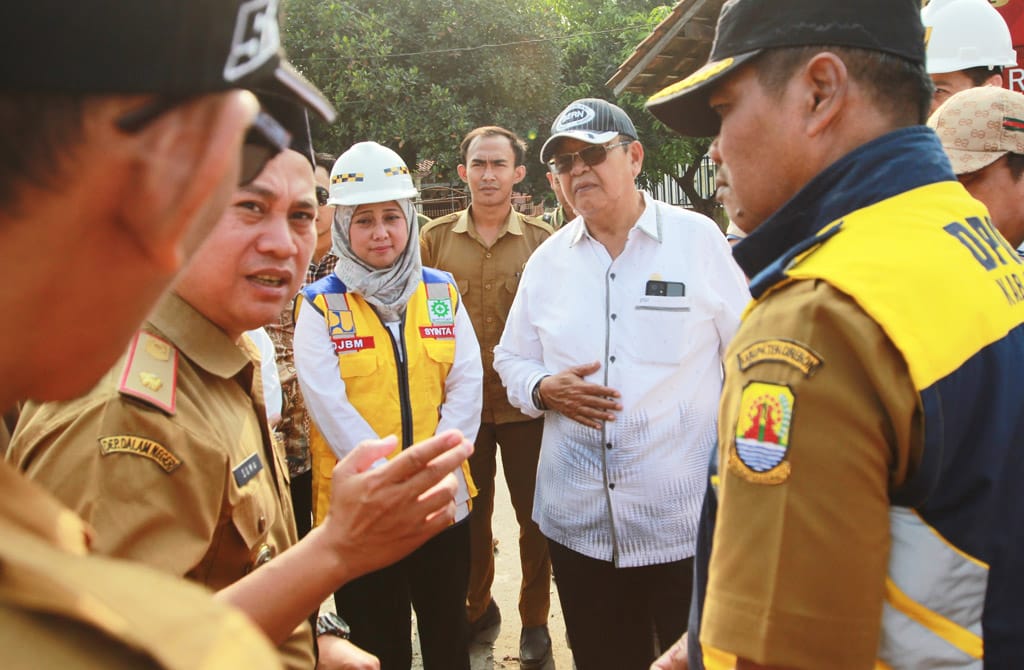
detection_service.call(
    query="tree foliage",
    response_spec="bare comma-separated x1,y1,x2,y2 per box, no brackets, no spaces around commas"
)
281,0,711,207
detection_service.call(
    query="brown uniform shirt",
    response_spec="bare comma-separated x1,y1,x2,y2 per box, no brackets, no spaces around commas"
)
9,292,313,670
702,281,922,669
0,460,281,669
420,207,552,424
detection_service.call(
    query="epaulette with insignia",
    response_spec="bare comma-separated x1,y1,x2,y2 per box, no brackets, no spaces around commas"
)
118,331,178,415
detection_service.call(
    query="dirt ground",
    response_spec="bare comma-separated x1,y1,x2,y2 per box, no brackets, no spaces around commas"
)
413,449,573,669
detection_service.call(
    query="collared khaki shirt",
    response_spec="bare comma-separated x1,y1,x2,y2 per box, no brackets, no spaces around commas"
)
0,460,282,669
9,292,313,670
421,207,552,424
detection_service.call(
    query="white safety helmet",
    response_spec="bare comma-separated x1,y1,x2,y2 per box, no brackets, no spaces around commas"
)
328,141,418,206
923,0,1017,75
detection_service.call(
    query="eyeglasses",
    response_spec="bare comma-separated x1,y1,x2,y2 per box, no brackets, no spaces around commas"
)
316,186,330,207
546,140,632,175
116,98,292,186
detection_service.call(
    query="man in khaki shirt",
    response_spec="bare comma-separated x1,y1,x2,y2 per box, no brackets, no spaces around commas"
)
10,139,382,668
420,126,553,668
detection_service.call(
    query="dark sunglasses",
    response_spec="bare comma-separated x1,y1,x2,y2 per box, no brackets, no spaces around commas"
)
546,140,632,175
316,186,330,207
116,98,292,186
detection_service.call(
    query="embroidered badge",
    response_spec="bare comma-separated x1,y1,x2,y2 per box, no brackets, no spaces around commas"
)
426,282,454,325
737,339,822,377
327,308,356,338
233,452,264,487
99,435,182,473
729,382,794,484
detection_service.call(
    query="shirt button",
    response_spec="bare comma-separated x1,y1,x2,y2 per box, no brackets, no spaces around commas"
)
486,316,494,323
609,483,616,490
610,355,616,363
610,273,616,280
485,252,492,258
485,283,492,290
606,442,613,450
610,313,617,320
258,515,267,533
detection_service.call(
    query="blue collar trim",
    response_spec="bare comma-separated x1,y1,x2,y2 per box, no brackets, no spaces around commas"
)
733,127,955,298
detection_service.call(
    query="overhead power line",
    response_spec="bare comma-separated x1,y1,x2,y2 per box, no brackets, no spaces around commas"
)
288,24,651,62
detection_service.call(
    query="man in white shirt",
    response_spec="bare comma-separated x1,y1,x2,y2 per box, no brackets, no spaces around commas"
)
493,98,750,670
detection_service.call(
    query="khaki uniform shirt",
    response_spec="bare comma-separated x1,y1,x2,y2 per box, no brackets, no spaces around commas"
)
9,292,313,670
702,281,922,669
0,460,281,669
420,207,552,424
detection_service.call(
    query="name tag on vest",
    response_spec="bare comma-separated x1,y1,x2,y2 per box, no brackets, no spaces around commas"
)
233,453,264,487
332,336,375,353
419,325,455,339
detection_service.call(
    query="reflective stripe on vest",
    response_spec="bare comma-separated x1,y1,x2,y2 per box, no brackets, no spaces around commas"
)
879,507,986,667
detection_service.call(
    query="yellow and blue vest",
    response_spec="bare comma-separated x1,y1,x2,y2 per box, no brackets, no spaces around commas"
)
693,128,1024,669
298,268,475,526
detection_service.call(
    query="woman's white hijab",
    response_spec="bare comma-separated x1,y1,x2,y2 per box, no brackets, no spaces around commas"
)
331,198,421,323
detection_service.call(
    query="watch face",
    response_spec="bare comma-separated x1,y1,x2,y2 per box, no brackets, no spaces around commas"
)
316,612,350,639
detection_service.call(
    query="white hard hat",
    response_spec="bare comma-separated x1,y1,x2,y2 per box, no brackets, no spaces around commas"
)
328,141,418,206
923,0,1017,75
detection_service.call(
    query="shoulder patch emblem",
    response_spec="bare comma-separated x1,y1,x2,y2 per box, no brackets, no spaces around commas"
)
99,435,182,473
737,339,822,377
729,382,794,484
119,332,178,414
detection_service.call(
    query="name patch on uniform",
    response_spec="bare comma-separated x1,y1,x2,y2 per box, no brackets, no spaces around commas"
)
99,435,182,473
233,452,264,487
332,336,375,353
737,339,822,377
419,325,455,339
729,382,794,484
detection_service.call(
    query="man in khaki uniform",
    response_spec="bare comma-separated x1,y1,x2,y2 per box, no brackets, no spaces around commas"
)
0,3,472,669
420,126,554,667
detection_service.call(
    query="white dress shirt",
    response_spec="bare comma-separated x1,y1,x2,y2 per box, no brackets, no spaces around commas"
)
244,327,283,422
293,281,483,520
494,193,750,567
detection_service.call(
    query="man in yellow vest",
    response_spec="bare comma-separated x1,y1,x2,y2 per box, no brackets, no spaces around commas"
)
648,0,1024,668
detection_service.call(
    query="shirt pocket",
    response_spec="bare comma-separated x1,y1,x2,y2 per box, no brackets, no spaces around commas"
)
227,481,274,572
422,337,456,365
633,296,692,364
498,275,520,318
339,351,378,380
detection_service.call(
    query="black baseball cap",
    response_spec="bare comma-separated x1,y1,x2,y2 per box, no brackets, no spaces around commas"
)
540,98,638,163
2,1,336,123
646,0,926,137
254,91,315,169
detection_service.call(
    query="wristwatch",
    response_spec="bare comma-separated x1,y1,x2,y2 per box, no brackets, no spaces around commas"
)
531,376,549,411
315,612,351,640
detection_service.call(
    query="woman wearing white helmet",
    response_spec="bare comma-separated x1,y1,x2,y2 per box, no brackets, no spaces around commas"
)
293,141,482,670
